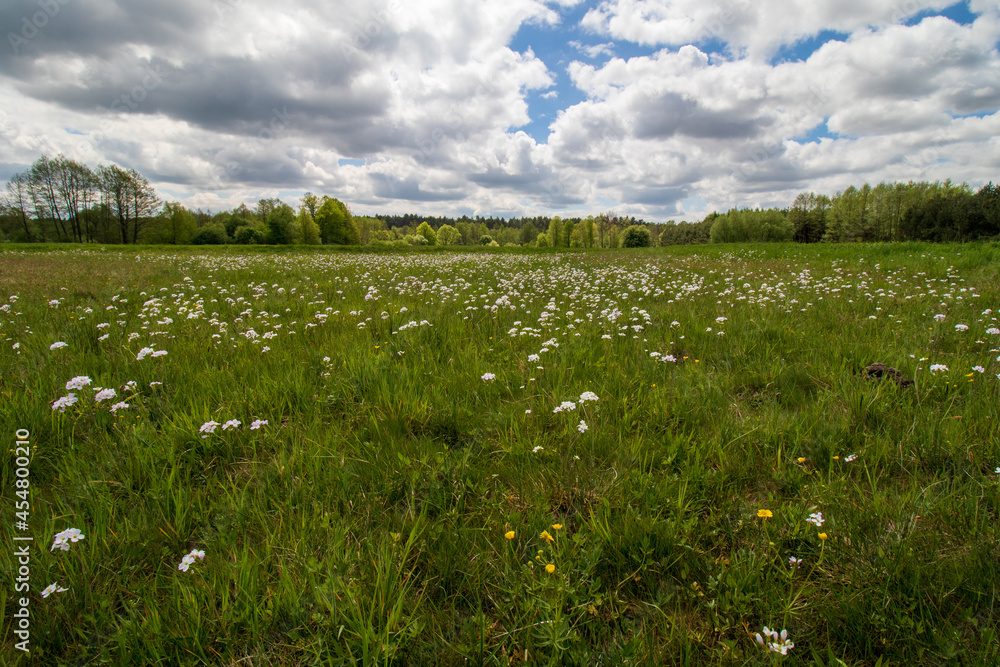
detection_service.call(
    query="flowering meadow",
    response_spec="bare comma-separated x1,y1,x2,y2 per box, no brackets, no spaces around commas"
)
2,243,999,665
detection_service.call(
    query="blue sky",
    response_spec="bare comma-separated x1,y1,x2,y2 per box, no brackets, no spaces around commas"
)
1,0,998,221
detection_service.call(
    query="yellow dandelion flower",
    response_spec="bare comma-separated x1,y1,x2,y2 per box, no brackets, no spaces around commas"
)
505,530,515,540
545,563,555,574
757,509,773,519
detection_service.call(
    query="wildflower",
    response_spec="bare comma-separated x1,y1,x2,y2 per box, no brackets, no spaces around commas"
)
481,372,496,382
579,391,599,402
955,324,969,331
199,421,221,437
545,563,556,574
789,556,802,568
149,381,162,387
178,548,206,572
756,627,794,655
532,445,544,453
505,531,516,540
50,342,68,350
553,401,576,413
94,388,117,403
577,420,588,433
52,394,78,412
50,528,85,552
41,583,69,598
929,364,949,373
124,380,138,390
110,402,129,413
528,354,540,362
250,419,268,430
934,314,946,322
136,347,155,360
844,453,858,462
66,376,92,391
818,532,828,541
540,530,554,543
986,327,1000,335
972,366,985,373
222,419,241,431
757,509,773,519
806,512,824,527
797,457,806,463
552,524,563,530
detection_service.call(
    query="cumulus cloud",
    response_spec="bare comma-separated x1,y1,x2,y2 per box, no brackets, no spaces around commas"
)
0,0,997,220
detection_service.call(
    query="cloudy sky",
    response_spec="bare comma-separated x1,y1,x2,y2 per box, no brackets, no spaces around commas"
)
2,0,998,221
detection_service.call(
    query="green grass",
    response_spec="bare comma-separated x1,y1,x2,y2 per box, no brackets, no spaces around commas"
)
1,242,999,665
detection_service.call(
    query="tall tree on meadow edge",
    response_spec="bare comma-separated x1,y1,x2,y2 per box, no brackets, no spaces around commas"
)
547,216,562,248
789,192,830,243
416,221,437,246
266,204,296,244
300,192,320,218
584,216,595,248
2,172,36,241
98,164,160,244
315,197,359,244
437,223,461,245
973,182,1000,238
162,202,197,244
29,155,71,241
298,208,321,245
563,218,575,247
256,198,283,222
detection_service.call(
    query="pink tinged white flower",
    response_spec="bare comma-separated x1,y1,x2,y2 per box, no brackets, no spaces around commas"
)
553,401,577,413
955,324,969,332
532,445,544,453
41,583,69,598
250,419,268,430
930,364,949,373
755,627,794,655
222,419,241,431
94,388,117,403
579,391,599,402
788,557,802,568
50,528,85,552
49,342,68,350
972,366,985,373
934,314,946,322
178,548,206,572
986,328,1000,335
66,376,92,391
577,420,588,433
110,402,129,413
199,421,221,437
481,373,496,382
52,394,78,412
136,347,155,360
845,453,858,462
806,512,824,527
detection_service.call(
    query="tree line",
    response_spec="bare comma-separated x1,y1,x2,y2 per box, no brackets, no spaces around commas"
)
2,154,996,246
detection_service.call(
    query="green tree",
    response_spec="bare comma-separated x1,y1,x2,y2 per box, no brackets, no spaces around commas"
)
437,224,461,245
162,202,197,244
584,216,595,248
535,232,549,247
315,198,359,245
547,216,562,248
299,208,321,245
266,204,296,244
620,225,651,247
563,219,575,247
416,221,438,245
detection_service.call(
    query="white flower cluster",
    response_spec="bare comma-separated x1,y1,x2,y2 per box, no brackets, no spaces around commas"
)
41,583,69,598
806,512,824,527
755,627,794,655
553,401,576,413
178,549,206,572
51,528,85,552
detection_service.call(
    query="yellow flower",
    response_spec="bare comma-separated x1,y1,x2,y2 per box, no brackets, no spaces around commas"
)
797,457,806,463
505,530,515,540
552,523,563,530
757,509,773,519
540,530,554,543
818,532,828,541
545,563,555,574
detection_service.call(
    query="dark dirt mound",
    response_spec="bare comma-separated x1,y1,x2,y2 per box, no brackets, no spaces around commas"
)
856,363,914,387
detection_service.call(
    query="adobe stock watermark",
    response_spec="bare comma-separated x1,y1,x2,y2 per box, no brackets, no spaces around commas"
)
86,63,168,146
8,0,72,55
341,1,405,64
213,106,297,188
12,428,34,653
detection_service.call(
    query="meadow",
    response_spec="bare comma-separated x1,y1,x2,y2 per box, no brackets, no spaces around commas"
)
1,242,998,666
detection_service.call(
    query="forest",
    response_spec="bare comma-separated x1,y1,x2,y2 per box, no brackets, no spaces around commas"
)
2,154,997,247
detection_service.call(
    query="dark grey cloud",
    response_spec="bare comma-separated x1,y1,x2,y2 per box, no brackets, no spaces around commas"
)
632,92,766,140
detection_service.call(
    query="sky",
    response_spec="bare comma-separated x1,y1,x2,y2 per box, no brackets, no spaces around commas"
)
1,0,998,222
